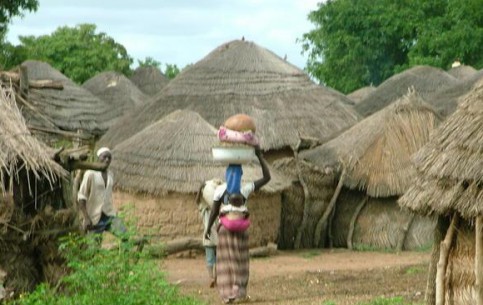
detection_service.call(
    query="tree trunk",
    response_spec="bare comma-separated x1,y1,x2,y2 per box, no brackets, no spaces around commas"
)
436,214,459,305
347,196,368,250
396,213,416,252
476,216,483,305
293,145,311,249
425,215,450,305
313,169,346,248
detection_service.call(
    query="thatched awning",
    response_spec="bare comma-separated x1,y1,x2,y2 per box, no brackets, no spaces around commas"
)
129,66,169,96
0,84,66,187
110,109,290,195
99,39,360,150
355,65,459,117
82,71,150,122
301,89,442,198
21,60,116,135
399,79,483,219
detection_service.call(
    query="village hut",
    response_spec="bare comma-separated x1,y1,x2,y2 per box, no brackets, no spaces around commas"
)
448,64,477,80
347,86,376,104
110,109,290,248
399,78,483,305
300,90,441,250
355,65,459,117
129,66,169,96
82,71,150,123
98,39,360,156
0,83,69,300
20,60,115,137
425,69,483,117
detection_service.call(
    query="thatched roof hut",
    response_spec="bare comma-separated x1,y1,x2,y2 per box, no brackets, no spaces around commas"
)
21,60,115,136
398,78,483,305
82,71,149,123
298,90,440,250
99,39,360,151
111,109,290,247
347,86,376,104
129,66,169,96
448,64,477,80
354,65,459,117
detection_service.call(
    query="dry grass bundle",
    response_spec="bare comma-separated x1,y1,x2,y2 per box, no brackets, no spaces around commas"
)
111,109,290,195
355,65,459,117
302,89,441,197
399,78,483,218
99,39,360,150
129,66,169,96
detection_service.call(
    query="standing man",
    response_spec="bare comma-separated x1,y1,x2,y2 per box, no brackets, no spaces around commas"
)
78,147,125,236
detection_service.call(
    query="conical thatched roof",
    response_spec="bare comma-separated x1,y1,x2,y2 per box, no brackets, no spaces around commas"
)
0,84,66,187
129,66,169,96
448,65,477,80
82,71,149,123
99,39,360,150
110,109,290,195
425,69,483,117
355,65,459,117
399,79,483,219
21,60,116,135
301,89,442,197
347,86,376,104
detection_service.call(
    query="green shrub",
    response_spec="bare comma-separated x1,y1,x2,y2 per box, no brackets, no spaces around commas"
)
9,233,205,305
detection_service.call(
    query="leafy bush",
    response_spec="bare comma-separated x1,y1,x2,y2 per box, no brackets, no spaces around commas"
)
9,233,205,305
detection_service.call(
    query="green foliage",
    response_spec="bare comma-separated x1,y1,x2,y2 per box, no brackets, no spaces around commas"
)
164,63,180,80
5,23,133,84
0,0,38,37
322,301,337,305
9,233,204,305
301,0,483,93
357,296,406,305
137,56,161,69
405,266,425,275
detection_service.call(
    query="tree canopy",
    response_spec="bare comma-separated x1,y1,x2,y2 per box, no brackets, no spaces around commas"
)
0,0,38,37
301,0,483,93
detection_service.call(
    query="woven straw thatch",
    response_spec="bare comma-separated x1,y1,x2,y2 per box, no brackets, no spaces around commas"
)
448,65,478,80
347,86,376,104
99,39,360,150
425,69,483,117
355,65,459,117
82,71,149,123
0,83,65,187
21,60,115,135
129,66,169,96
301,90,442,197
111,109,290,195
399,78,483,219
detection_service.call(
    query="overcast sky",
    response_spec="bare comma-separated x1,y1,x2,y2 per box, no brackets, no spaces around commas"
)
7,0,322,70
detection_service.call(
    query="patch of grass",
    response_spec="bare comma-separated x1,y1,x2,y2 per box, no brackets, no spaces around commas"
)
405,266,425,275
415,242,433,253
357,296,421,305
322,301,337,305
352,243,395,253
300,249,322,259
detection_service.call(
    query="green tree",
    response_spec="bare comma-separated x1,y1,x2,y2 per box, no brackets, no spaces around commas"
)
163,63,180,79
0,0,38,37
301,0,482,93
137,56,161,68
8,23,133,83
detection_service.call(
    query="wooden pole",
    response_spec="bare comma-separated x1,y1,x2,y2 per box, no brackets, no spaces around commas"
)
347,196,368,250
19,65,29,98
293,142,311,249
435,213,459,305
313,168,346,247
396,213,416,253
476,216,483,305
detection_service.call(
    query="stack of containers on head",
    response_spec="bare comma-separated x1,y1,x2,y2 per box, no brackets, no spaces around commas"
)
212,114,259,196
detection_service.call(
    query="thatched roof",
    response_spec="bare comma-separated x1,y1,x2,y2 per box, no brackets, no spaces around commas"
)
129,66,169,96
21,60,116,135
354,65,459,117
99,39,360,150
425,69,483,117
0,84,66,187
347,86,376,104
399,79,483,219
301,89,442,197
448,65,477,80
82,71,150,123
110,109,290,195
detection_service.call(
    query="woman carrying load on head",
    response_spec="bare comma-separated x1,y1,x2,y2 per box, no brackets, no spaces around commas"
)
205,145,271,304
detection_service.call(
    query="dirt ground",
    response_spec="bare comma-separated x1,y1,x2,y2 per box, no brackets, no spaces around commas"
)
160,248,430,305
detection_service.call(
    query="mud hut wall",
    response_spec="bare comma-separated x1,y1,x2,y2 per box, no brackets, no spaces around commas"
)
445,223,475,305
331,189,435,250
113,191,281,247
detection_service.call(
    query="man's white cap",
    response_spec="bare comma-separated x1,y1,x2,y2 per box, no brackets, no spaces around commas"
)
96,147,111,157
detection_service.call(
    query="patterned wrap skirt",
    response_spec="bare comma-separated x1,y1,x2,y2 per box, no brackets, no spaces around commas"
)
216,225,250,302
